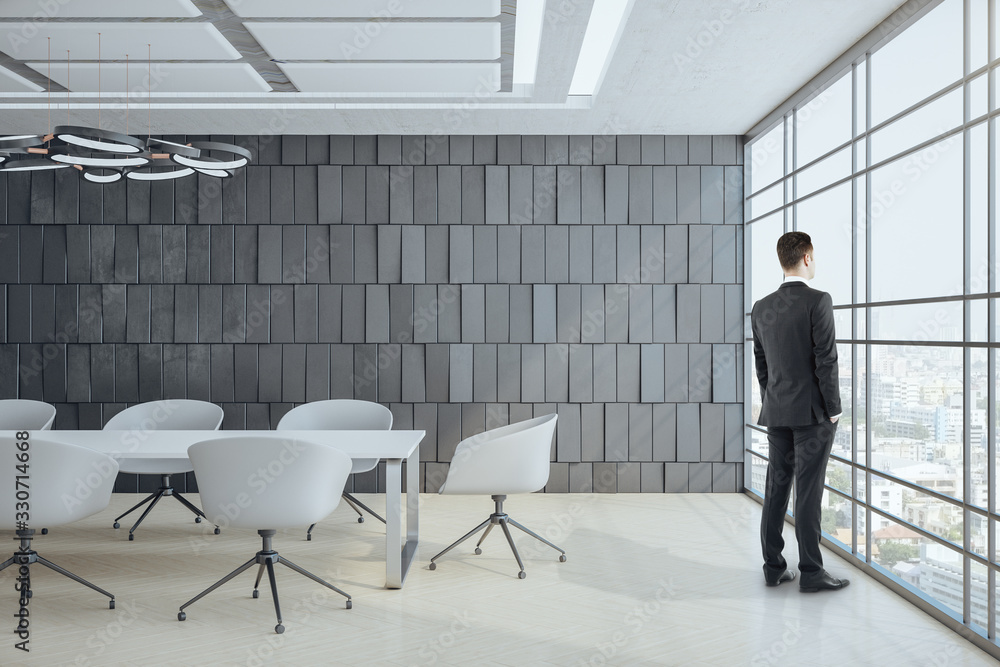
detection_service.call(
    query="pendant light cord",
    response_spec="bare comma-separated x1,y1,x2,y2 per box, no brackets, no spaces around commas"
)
46,38,50,139
147,44,151,140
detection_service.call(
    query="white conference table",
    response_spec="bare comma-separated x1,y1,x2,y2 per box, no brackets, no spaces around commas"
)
16,429,424,589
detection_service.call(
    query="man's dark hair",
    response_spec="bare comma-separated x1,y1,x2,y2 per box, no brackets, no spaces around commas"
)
776,231,813,271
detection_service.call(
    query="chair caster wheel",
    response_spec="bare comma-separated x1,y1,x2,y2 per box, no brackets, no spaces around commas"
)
252,590,259,599
275,624,284,634
474,548,482,555
518,571,526,579
195,517,202,523
306,534,312,541
109,600,115,610
113,522,120,529
559,555,567,562
429,562,437,570
178,612,186,621
40,528,48,535
358,517,365,523
128,534,134,541
346,600,352,609
214,527,221,535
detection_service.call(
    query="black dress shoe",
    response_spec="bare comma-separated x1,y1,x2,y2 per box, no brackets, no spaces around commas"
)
799,571,850,592
765,570,796,587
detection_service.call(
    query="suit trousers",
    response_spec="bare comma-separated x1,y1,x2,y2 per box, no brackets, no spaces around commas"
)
760,420,837,576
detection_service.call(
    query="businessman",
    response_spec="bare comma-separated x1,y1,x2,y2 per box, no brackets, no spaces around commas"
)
751,231,848,592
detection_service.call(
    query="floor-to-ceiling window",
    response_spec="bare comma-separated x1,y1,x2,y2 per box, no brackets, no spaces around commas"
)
745,0,1000,648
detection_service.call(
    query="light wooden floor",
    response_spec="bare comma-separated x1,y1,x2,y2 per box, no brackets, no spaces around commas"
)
0,493,994,666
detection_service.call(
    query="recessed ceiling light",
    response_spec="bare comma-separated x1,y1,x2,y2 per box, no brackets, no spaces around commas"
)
569,0,637,96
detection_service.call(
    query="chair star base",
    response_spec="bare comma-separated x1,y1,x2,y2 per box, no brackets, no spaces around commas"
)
429,495,567,579
0,530,115,608
178,529,352,634
113,474,219,540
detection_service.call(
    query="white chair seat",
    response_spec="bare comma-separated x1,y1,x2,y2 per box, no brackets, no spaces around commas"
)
179,435,355,634
0,399,57,431
190,436,352,530
0,436,119,609
0,437,118,528
102,400,224,539
429,414,565,579
276,400,393,533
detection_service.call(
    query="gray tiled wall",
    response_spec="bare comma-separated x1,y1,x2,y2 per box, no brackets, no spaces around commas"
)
0,133,744,494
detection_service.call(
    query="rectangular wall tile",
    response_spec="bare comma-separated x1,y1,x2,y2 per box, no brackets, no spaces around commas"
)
520,344,545,403
581,403,604,462
676,404,701,462
593,344,617,403
628,166,653,225
653,285,676,343
496,344,520,402
616,344,640,402
629,284,653,343
557,166,581,224
640,343,665,403
604,404,628,461
461,166,485,224
437,285,462,342
629,403,652,461
701,166,725,224
545,344,569,402
700,403,725,462
473,225,498,283
497,226,521,283
688,343,712,403
520,226,545,283
472,343,498,402
485,285,509,343
425,344,449,402
569,226,593,284
664,226,688,283
532,284,556,342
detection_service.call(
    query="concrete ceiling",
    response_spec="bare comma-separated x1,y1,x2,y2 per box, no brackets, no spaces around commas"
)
0,0,907,136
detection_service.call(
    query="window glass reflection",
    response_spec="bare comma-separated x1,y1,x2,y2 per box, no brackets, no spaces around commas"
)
870,0,963,126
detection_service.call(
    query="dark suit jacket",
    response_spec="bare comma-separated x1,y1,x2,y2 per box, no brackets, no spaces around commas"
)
751,281,841,427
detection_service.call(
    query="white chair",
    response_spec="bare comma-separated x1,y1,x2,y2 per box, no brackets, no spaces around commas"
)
178,435,354,635
0,399,57,430
0,400,59,536
104,400,224,540
0,436,119,609
429,414,566,579
277,399,393,539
